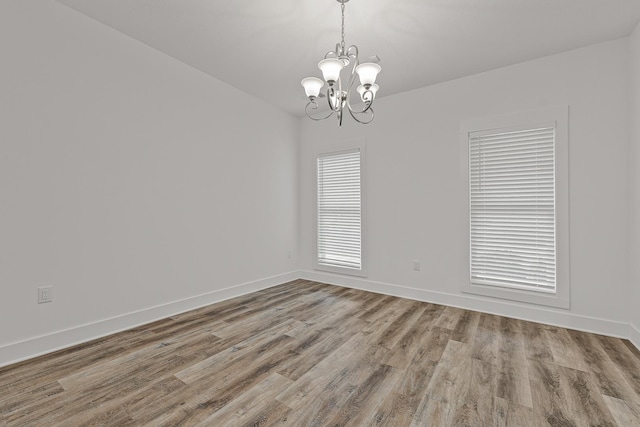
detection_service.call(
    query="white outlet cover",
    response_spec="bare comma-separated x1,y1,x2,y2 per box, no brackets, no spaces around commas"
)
38,286,53,304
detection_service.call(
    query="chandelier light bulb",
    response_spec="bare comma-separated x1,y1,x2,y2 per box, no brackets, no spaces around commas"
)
355,63,381,86
301,77,324,99
318,58,345,84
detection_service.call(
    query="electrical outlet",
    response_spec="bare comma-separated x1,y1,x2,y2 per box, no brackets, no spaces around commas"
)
38,286,53,304
412,261,421,271
288,250,292,259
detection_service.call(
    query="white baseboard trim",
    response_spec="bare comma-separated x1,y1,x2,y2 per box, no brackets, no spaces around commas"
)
2,270,636,369
630,323,640,351
299,270,631,340
0,271,299,368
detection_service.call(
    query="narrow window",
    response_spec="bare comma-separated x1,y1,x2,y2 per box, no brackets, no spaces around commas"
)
316,148,365,276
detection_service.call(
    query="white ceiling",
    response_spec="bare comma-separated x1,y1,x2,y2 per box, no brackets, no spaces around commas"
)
56,0,640,117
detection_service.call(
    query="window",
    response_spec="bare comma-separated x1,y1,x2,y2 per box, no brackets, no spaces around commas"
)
461,107,569,308
470,126,556,292
315,143,366,277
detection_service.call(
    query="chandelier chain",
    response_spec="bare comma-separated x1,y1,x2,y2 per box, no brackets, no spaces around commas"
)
340,2,346,54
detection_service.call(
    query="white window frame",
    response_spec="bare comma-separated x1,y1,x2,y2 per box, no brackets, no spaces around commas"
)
460,106,570,309
314,139,367,277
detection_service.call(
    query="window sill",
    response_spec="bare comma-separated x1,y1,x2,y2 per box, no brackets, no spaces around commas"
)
313,264,368,278
461,282,570,309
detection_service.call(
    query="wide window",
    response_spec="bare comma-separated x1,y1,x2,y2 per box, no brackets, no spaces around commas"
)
461,107,569,308
315,145,366,277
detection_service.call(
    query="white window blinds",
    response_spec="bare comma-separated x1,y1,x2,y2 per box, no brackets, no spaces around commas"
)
317,149,362,271
469,125,556,293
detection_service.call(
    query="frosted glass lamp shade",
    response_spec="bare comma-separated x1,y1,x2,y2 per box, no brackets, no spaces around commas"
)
357,84,379,102
301,77,324,98
318,58,345,83
355,63,381,86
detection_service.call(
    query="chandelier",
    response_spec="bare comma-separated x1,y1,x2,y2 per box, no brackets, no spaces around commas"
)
301,0,381,126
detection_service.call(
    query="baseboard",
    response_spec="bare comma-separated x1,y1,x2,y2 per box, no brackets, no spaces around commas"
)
630,323,640,351
2,270,635,369
299,270,631,340
0,271,299,368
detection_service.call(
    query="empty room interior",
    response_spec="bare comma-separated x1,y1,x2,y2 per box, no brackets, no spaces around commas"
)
2,0,640,425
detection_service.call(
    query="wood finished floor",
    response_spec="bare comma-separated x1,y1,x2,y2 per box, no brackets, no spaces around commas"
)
1,280,639,426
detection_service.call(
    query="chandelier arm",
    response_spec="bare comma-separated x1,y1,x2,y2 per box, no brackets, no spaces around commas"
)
305,100,335,121
327,86,340,112
348,106,374,124
338,74,344,108
325,49,339,59
347,100,373,114
345,55,374,115
347,44,359,57
342,44,359,112
347,45,359,88
346,84,374,114
336,75,344,126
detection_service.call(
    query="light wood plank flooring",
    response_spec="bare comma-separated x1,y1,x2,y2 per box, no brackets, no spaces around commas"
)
1,279,639,426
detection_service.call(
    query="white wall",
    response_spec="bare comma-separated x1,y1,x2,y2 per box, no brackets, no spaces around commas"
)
300,39,631,337
629,22,640,348
2,2,637,367
0,1,298,366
